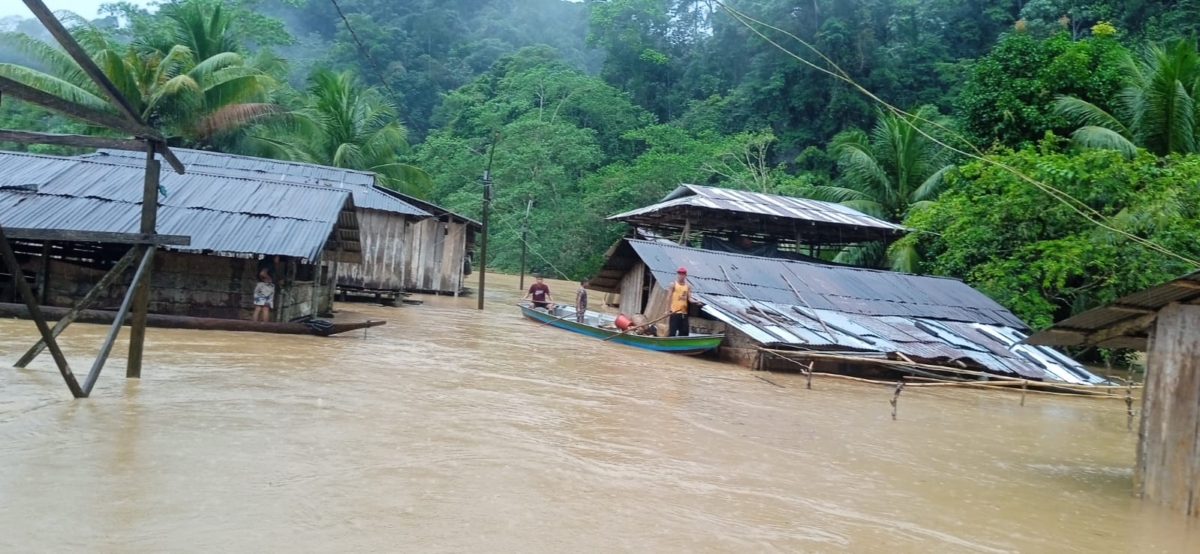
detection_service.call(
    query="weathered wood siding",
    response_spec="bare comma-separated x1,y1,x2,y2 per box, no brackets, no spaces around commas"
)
1136,303,1200,517
404,218,469,294
338,208,409,292
617,261,646,316
43,251,332,321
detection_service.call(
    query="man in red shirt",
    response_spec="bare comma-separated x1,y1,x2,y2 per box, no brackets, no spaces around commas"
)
524,275,554,310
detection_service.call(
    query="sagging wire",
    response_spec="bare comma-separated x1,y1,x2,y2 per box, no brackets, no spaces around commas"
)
492,212,573,282
711,0,1200,269
329,0,404,108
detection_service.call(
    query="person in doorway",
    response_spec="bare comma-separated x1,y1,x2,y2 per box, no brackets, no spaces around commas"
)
576,277,589,323
524,275,554,310
252,269,275,322
665,266,700,337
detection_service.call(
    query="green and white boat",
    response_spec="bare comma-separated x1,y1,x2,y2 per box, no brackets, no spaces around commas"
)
519,303,722,356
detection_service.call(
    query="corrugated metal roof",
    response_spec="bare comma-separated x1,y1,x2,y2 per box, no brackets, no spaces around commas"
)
374,186,481,229
1024,270,1200,351
624,239,1026,328
598,239,1100,381
0,151,359,261
609,184,908,233
84,149,431,218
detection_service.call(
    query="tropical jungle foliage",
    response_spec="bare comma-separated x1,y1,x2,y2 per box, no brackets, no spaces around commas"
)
3,0,1200,330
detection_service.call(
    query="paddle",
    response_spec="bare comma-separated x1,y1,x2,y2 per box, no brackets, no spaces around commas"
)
602,312,672,341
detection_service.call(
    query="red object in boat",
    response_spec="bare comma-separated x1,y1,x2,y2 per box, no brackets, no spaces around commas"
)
615,314,632,330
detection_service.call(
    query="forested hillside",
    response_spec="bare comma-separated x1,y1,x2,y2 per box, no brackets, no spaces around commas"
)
3,0,1200,328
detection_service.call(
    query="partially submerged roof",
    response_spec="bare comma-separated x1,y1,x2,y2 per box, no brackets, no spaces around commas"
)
84,148,431,218
594,240,1105,383
1024,270,1200,351
0,151,361,262
609,184,908,246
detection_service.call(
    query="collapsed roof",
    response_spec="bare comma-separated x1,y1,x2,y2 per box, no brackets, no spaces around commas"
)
593,239,1105,384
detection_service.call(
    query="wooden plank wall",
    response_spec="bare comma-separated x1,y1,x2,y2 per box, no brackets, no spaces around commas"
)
1136,303,1200,517
42,251,329,320
404,218,468,294
338,208,408,292
617,261,645,316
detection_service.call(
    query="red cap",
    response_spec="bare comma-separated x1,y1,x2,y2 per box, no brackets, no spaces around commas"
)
677,267,687,274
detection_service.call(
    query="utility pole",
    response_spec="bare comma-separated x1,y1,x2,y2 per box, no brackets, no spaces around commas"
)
477,131,500,311
518,198,533,290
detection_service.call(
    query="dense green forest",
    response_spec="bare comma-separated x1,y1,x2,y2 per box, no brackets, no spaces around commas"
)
2,0,1200,329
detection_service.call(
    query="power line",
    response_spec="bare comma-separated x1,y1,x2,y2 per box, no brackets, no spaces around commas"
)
711,0,1200,269
328,0,403,106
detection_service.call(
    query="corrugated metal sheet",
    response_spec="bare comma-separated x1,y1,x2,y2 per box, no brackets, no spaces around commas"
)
1024,270,1200,351
0,151,358,261
609,184,908,233
84,149,431,218
599,239,1096,381
625,239,1027,328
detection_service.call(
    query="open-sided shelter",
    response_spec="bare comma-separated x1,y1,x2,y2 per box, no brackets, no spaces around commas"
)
0,151,361,321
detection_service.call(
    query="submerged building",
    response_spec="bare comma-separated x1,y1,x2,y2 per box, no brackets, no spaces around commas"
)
594,185,1104,384
83,148,479,297
0,150,361,321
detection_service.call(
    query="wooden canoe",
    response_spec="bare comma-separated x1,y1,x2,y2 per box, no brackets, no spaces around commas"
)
0,303,385,336
519,304,722,355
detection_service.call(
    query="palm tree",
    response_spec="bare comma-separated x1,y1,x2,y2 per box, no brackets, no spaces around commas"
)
807,106,953,271
246,69,433,197
1055,39,1200,157
0,2,280,147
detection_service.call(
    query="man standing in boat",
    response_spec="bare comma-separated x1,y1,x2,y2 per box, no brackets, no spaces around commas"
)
666,267,700,337
524,275,554,310
576,277,589,323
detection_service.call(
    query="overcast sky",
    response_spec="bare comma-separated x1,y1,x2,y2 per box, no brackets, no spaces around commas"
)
1,1,151,19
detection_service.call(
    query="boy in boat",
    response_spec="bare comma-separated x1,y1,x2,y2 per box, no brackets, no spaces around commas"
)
524,275,554,310
252,269,275,322
576,277,589,323
665,266,700,337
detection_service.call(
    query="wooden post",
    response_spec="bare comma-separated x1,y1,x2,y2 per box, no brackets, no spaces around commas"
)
1134,303,1200,517
0,225,84,397
36,240,50,304
311,251,323,318
85,246,154,394
330,240,341,314
126,143,159,379
15,245,140,368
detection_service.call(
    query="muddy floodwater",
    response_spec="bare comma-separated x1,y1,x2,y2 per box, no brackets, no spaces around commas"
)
1,273,1197,553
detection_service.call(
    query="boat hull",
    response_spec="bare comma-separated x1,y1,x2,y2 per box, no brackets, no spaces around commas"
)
520,305,721,355
0,302,384,336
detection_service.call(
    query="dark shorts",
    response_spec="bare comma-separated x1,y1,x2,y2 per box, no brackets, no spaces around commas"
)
668,313,690,337
533,301,549,309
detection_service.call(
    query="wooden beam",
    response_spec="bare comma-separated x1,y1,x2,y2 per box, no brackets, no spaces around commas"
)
0,76,146,137
0,224,84,397
36,240,50,304
0,228,189,246
155,142,186,175
22,0,144,125
1170,281,1200,291
0,129,146,151
1083,312,1158,346
85,245,154,393
1109,304,1157,314
126,147,159,379
13,245,140,369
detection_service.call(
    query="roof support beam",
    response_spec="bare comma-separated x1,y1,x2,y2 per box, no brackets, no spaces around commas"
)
0,129,147,151
2,229,190,246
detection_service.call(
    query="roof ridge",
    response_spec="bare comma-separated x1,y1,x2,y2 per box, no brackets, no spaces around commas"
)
91,148,377,176
22,190,352,223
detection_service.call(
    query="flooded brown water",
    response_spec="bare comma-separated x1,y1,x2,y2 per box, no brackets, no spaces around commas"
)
1,272,1197,553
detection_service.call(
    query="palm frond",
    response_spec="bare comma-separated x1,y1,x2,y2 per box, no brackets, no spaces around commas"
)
1069,126,1139,158
887,242,922,274
0,63,110,112
911,165,952,203
194,102,288,137
374,163,434,198
0,32,90,88
804,185,875,204
1054,96,1132,138
833,241,887,268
